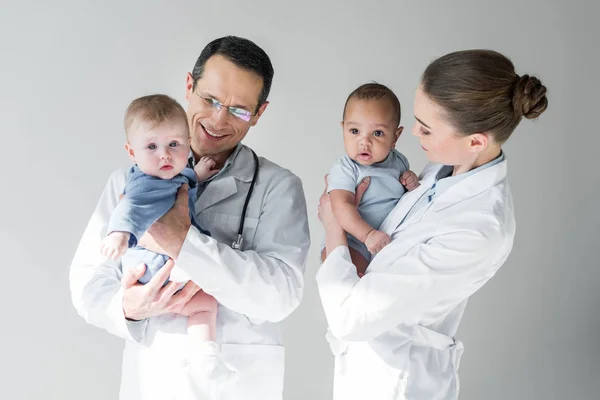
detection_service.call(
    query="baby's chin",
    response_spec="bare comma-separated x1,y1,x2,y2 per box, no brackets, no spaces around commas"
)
351,154,387,166
139,166,185,180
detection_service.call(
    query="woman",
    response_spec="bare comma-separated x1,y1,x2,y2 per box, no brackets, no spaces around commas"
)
317,49,548,399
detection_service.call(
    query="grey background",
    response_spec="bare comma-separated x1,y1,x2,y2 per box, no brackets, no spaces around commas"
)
1,0,598,399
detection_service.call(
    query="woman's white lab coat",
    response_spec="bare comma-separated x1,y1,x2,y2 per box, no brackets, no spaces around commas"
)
317,160,515,399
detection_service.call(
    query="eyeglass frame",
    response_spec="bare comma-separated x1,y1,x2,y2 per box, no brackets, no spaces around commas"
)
194,86,257,122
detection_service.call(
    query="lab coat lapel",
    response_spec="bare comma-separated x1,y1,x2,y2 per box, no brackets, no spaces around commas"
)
194,145,256,213
195,176,238,212
379,171,438,235
381,160,508,233
431,160,508,213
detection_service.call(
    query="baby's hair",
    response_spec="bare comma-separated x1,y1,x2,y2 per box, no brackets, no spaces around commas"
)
124,94,188,138
343,82,401,127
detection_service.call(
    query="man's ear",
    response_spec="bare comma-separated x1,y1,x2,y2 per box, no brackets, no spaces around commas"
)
185,72,195,101
250,101,270,127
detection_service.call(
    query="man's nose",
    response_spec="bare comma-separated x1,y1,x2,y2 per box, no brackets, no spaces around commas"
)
211,106,229,129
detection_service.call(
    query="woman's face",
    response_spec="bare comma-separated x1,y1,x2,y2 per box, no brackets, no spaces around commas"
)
412,86,478,167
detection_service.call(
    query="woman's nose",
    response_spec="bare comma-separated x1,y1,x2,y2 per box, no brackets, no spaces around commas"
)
411,124,420,137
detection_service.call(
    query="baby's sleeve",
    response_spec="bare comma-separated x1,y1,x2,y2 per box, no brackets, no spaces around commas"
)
327,157,359,194
106,171,177,247
397,151,410,172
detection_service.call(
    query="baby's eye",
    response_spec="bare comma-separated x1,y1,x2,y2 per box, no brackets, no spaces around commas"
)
350,128,359,135
373,130,384,137
147,144,157,150
169,141,178,147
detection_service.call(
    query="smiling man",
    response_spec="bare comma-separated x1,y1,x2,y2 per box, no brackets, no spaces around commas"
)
70,36,311,400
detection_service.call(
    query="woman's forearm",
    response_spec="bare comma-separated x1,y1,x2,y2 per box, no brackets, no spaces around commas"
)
323,225,347,261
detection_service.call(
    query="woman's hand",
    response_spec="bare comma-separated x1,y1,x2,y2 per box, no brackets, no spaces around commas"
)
318,175,370,233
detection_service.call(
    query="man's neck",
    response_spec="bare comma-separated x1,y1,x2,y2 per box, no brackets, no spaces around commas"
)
192,146,237,170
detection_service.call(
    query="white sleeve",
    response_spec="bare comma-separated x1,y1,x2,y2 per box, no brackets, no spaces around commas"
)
69,169,148,344
316,213,506,341
175,174,311,323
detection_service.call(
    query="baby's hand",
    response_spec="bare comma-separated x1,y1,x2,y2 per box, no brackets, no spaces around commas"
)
400,170,420,191
364,229,391,254
101,231,130,260
194,156,220,181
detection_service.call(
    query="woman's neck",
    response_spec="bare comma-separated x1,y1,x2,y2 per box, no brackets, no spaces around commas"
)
453,145,502,176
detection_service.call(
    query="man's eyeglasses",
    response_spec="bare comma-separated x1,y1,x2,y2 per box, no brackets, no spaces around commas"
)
195,90,255,122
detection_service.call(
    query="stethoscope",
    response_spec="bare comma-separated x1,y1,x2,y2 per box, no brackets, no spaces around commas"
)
189,148,259,251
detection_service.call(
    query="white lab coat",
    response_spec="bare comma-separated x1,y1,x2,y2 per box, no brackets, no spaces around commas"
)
317,159,515,400
70,145,310,400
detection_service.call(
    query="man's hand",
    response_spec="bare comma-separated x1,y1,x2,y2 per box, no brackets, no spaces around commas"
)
139,184,192,259
122,259,201,320
400,170,420,191
364,229,391,254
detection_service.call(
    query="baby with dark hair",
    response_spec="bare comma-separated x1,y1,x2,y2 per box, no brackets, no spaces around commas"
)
323,83,419,276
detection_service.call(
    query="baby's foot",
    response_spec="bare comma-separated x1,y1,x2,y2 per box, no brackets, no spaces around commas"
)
186,341,237,382
187,355,237,382
100,231,129,259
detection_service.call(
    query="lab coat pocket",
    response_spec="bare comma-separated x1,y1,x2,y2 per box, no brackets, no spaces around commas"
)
404,325,463,399
198,212,259,249
334,341,408,400
219,343,285,400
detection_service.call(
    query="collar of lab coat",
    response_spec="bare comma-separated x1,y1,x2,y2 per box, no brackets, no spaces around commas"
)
380,158,508,234
430,158,508,213
223,144,256,183
188,144,253,183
